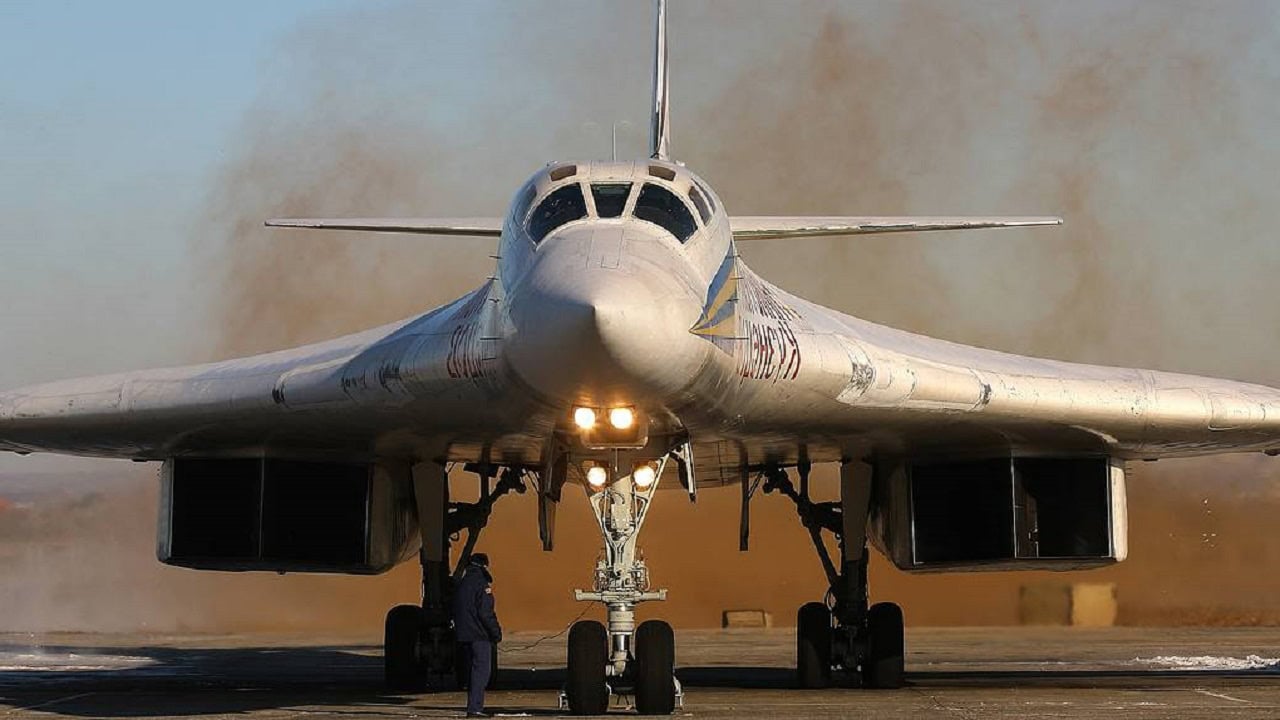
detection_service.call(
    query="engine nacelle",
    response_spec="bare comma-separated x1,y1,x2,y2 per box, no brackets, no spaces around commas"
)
871,456,1127,572
157,457,418,574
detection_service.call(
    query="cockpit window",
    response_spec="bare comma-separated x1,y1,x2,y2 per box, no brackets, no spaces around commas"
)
528,184,587,243
648,164,677,181
694,179,717,213
512,183,537,224
591,183,631,218
549,164,577,181
634,183,697,243
688,184,712,224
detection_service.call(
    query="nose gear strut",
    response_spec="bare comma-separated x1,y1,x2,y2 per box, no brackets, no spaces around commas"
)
563,455,682,715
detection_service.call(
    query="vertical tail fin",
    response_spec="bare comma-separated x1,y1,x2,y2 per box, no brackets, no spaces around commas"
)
649,0,671,160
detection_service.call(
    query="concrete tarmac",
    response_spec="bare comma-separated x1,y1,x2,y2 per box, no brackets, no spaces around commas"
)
2,627,1279,718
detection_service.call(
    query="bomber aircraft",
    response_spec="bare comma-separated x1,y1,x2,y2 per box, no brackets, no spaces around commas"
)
4,1,1280,715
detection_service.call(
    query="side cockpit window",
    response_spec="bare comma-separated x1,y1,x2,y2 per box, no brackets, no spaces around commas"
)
528,184,587,243
688,184,712,225
592,183,631,218
634,183,697,243
512,183,537,225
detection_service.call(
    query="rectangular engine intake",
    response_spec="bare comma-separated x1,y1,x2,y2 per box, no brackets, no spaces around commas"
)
157,457,417,574
873,456,1127,572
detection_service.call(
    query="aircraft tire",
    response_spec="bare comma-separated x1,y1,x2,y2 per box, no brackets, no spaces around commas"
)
384,604,425,692
862,602,905,689
566,620,609,715
796,601,832,689
634,620,676,715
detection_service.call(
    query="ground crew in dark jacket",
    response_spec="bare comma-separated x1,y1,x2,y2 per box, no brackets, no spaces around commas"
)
452,553,501,717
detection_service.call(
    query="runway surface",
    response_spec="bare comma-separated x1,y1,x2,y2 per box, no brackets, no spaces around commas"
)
2,627,1279,718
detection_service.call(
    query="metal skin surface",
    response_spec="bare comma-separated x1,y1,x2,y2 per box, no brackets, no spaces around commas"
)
3,154,1280,485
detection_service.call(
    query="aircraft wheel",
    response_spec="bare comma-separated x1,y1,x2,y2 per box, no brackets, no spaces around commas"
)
384,605,425,692
566,620,609,715
634,620,676,715
796,601,832,689
862,602,905,689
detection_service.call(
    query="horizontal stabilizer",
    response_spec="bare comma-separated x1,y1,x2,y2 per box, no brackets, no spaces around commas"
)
265,218,503,237
731,216,1062,240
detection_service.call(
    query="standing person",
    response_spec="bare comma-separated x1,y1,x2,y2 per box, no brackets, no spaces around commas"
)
452,553,502,718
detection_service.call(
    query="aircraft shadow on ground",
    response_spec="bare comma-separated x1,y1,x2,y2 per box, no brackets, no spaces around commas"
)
2,644,1279,717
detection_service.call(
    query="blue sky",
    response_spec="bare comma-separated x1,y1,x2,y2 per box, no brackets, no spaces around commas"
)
0,2,356,377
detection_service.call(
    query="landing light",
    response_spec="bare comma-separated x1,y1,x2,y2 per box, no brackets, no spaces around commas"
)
573,407,597,430
609,407,635,430
587,465,609,488
633,463,657,489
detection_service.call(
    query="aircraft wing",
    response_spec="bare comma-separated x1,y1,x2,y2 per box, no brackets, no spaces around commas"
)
0,284,513,460
730,216,1061,240
764,287,1280,461
265,218,504,237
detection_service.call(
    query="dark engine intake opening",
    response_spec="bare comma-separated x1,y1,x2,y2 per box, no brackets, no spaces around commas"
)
158,457,416,574
874,455,1126,572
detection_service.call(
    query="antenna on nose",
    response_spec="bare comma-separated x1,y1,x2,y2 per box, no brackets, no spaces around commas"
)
649,0,671,160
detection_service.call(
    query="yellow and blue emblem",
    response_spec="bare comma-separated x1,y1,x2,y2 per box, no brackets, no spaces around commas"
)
690,250,739,345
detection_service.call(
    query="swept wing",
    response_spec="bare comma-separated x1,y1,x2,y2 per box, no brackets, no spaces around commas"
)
730,216,1062,240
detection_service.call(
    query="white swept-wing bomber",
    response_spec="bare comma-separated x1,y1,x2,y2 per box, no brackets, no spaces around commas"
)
3,0,1278,711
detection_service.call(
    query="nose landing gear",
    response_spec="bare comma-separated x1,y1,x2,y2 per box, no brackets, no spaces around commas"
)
563,460,682,715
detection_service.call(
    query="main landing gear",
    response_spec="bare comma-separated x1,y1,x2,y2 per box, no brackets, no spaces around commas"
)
563,457,682,715
384,462,524,692
760,460,905,689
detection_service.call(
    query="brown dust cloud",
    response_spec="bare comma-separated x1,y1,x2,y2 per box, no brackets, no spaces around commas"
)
5,0,1280,633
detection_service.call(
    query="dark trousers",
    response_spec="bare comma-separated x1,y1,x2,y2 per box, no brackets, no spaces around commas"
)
461,640,492,714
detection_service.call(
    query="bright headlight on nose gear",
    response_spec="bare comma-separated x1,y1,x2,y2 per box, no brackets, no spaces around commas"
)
586,465,609,488
573,407,598,430
609,407,635,430
632,463,657,489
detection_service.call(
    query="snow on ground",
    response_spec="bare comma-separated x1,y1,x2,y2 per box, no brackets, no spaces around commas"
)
1134,655,1280,671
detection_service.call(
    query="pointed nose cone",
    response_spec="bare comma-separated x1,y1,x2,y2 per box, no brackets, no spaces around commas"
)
507,256,709,406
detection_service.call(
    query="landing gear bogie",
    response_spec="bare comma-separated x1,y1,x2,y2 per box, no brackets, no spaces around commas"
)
793,599,906,690
766,461,907,691
382,462,526,695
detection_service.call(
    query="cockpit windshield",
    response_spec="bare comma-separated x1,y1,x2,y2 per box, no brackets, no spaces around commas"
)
591,183,631,218
634,183,697,243
528,184,587,243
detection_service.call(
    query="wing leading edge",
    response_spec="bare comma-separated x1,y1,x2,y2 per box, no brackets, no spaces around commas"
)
265,218,503,237
730,216,1062,240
